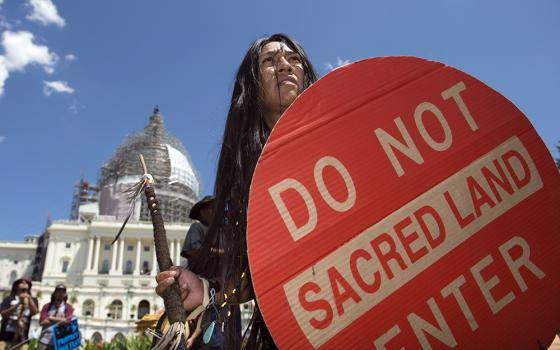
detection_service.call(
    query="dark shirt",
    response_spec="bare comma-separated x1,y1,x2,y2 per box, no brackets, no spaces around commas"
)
181,222,208,261
0,295,38,341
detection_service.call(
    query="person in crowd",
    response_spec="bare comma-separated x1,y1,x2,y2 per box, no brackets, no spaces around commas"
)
37,284,74,350
156,33,317,349
181,196,215,268
0,277,39,350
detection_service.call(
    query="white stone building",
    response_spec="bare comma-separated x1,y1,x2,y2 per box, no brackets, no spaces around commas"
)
0,236,38,293
31,218,189,342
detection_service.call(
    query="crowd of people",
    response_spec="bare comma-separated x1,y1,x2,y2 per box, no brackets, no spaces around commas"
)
0,280,74,350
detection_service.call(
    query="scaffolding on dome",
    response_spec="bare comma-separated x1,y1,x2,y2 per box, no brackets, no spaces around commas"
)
97,106,201,224
70,176,99,220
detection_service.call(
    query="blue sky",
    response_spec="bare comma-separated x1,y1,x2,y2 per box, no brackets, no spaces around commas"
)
0,1,558,241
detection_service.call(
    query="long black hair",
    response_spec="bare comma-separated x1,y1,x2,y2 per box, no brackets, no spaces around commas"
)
191,33,317,349
10,278,32,297
49,286,68,306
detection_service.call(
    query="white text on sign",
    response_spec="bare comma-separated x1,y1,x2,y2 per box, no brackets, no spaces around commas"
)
283,136,544,348
375,81,477,177
268,156,356,241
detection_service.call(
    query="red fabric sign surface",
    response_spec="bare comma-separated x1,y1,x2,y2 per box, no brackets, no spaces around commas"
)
247,57,560,349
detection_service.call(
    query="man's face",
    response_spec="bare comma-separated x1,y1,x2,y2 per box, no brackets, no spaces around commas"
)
200,206,213,224
259,41,305,116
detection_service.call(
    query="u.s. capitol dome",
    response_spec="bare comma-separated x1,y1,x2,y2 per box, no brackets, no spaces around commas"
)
98,106,201,223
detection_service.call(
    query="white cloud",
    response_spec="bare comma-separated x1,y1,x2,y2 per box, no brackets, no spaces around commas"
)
26,0,65,27
0,136,5,143
325,57,351,71
64,53,76,62
2,31,57,71
43,80,74,95
0,30,58,95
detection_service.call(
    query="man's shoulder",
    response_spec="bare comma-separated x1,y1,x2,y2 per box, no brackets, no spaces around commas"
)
191,222,206,230
189,222,207,235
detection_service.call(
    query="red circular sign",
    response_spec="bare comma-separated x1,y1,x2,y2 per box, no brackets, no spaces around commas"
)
247,57,560,349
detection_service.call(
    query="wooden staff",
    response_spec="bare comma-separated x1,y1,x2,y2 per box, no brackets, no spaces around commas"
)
114,155,187,350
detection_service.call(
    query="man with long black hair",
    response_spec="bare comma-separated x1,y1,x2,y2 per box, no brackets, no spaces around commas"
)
157,33,317,349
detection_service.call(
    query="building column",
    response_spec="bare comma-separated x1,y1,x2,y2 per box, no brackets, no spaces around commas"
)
85,236,94,272
93,237,100,273
175,240,181,266
172,240,176,265
97,293,104,320
169,241,175,266
44,239,56,276
151,248,157,276
134,239,141,275
117,238,125,274
110,239,118,273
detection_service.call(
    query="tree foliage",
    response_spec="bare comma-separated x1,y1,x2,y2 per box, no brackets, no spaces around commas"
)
80,334,152,350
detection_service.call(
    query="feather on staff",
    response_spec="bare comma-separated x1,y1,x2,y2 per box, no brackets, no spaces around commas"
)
114,154,187,350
